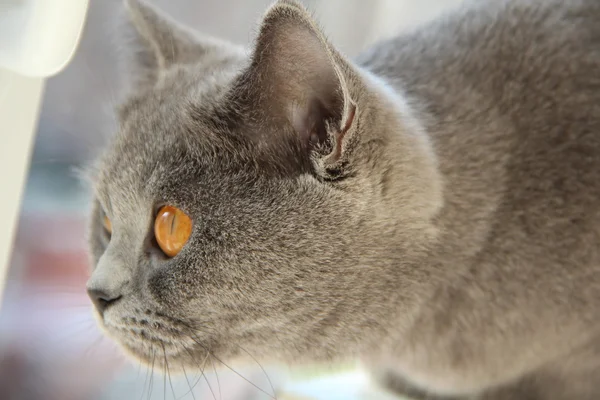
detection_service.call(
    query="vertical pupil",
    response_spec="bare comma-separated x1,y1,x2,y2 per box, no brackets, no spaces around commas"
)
154,205,192,257
170,213,177,235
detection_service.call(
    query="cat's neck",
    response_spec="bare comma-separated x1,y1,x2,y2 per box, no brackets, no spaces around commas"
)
372,68,507,245
357,67,445,257
343,66,508,358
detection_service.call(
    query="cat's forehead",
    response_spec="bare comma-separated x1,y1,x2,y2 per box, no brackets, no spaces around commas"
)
121,66,233,130
111,68,240,159
98,111,210,192
94,90,254,211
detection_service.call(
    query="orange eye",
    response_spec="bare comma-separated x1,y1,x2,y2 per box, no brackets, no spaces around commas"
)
154,205,192,257
103,215,112,234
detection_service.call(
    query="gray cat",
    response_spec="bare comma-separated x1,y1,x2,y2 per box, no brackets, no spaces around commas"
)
85,0,600,398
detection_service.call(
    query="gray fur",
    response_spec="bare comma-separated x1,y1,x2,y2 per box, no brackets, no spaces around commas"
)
86,0,600,398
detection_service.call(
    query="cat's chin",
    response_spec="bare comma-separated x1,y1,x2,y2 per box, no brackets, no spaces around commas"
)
114,337,210,373
98,317,207,370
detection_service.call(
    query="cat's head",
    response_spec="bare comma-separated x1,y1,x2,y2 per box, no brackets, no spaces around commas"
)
86,0,442,370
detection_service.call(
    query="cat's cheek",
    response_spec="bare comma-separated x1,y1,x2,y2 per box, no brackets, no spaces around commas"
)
146,266,192,307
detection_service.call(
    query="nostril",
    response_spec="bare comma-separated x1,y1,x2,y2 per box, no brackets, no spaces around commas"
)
87,288,122,315
97,296,120,310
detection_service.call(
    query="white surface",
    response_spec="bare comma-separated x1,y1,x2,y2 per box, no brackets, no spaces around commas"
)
0,0,89,77
0,1,89,306
281,370,404,400
0,68,43,306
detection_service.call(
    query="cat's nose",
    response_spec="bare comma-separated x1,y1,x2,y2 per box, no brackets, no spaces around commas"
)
87,288,122,315
87,248,129,315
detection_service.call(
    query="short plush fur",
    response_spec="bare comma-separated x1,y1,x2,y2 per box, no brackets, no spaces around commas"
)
86,0,600,398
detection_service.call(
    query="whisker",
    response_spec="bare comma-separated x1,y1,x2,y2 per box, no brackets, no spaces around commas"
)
139,350,151,400
24,286,88,295
182,329,277,400
78,334,105,362
46,323,99,346
177,348,210,400
209,355,222,400
182,345,216,400
181,365,197,400
48,319,95,335
186,348,217,400
237,345,277,399
162,343,178,400
136,359,142,380
148,348,156,400
45,305,96,312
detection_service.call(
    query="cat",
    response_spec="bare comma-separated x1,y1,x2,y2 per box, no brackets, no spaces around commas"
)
85,0,600,398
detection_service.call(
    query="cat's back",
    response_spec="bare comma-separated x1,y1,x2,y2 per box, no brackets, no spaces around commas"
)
360,0,600,111
360,0,600,249
359,0,600,157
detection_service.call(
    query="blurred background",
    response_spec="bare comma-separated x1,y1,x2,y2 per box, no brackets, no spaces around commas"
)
0,0,465,399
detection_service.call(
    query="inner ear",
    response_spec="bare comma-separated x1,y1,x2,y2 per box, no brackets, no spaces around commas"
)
245,1,355,152
290,88,343,149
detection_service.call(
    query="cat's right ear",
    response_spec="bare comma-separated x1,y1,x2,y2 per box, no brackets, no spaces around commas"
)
121,0,235,89
234,0,361,181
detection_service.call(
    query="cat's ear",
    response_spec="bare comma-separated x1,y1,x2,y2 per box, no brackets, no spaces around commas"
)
243,0,358,179
122,0,232,88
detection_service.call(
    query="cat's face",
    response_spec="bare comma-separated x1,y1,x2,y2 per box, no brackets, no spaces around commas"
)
87,0,442,370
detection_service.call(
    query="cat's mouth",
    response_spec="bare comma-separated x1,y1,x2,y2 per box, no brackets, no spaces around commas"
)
101,309,208,368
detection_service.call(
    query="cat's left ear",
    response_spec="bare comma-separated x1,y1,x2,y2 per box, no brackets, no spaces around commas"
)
122,0,237,88
241,0,359,179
